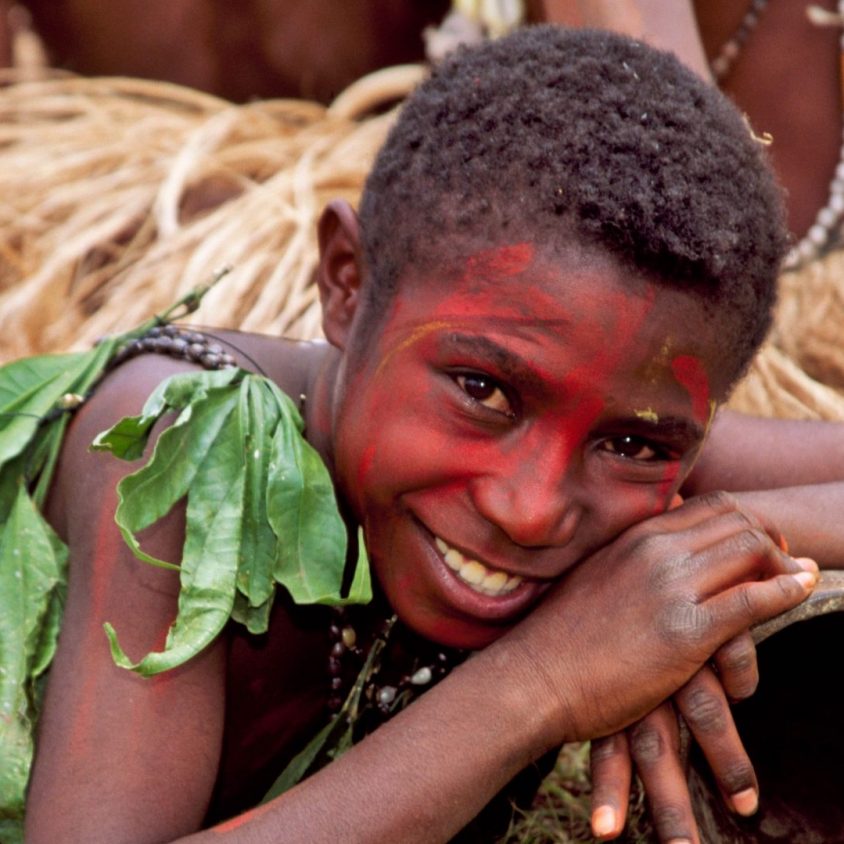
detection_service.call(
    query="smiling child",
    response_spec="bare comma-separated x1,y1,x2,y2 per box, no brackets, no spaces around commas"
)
14,24,844,844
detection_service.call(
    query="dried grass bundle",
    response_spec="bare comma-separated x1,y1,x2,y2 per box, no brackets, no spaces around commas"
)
0,64,842,424
727,249,844,421
0,71,416,361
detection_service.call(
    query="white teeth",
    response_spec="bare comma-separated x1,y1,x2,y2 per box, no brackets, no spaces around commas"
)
481,571,508,592
434,536,523,597
460,561,487,585
444,548,465,570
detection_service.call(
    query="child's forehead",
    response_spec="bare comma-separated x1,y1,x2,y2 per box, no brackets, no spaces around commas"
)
369,238,734,399
390,238,655,318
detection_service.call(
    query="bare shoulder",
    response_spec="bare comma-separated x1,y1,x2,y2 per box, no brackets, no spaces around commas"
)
29,353,227,842
198,328,329,397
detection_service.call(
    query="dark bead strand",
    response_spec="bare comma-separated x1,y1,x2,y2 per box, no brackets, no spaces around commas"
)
109,324,238,371
327,607,463,722
327,610,365,713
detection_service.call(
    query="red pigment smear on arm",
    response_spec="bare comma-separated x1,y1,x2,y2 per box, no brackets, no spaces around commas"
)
671,354,710,422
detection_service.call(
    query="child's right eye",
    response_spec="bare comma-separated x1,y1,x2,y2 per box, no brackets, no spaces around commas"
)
454,373,513,417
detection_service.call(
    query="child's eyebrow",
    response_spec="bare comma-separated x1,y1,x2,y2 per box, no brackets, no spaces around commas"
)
441,332,542,388
612,415,707,446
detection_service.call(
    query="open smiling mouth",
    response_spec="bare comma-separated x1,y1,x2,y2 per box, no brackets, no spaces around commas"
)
434,536,523,597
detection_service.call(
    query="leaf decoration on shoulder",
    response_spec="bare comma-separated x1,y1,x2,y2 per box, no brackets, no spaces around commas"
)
93,369,372,676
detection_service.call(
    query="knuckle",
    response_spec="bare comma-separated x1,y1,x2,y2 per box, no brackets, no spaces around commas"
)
629,721,665,766
731,526,770,558
698,489,740,514
717,641,758,699
650,804,690,840
590,734,622,764
681,686,727,736
719,762,756,795
719,639,756,677
736,585,758,623
656,601,710,647
775,573,802,603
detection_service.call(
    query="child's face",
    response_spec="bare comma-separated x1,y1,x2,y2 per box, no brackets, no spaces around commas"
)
330,241,734,650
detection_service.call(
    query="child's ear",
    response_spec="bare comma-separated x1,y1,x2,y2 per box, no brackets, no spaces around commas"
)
316,199,363,349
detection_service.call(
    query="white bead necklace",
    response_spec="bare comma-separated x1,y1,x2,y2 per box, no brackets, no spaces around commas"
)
711,1,844,271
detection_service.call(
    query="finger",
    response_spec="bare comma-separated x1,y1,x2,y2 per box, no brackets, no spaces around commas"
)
644,491,788,555
688,529,812,598
675,666,759,817
590,732,632,840
706,567,817,635
628,703,699,844
712,632,758,702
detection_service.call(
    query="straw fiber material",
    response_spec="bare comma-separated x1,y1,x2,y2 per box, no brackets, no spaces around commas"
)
728,250,844,421
0,69,842,423
0,71,406,360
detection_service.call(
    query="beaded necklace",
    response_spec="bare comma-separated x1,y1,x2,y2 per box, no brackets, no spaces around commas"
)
711,0,844,270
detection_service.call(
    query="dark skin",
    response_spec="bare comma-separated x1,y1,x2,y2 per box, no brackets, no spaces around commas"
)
25,201,840,843
0,0,449,104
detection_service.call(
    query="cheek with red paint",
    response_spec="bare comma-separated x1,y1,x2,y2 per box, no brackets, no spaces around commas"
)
652,461,683,516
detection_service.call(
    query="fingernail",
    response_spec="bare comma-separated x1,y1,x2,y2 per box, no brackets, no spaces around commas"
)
667,839,692,844
793,570,818,589
731,786,758,816
794,557,819,573
591,805,617,838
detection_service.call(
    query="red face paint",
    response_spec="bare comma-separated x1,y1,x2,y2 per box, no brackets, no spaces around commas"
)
671,354,711,422
463,242,535,279
328,244,718,649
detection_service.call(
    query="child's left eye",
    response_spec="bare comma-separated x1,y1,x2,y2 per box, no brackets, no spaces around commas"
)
454,373,513,415
600,436,666,462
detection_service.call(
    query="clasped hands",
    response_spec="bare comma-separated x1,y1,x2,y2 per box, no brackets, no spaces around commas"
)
512,491,818,844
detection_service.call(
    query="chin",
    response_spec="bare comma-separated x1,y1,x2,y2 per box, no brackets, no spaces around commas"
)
397,604,517,652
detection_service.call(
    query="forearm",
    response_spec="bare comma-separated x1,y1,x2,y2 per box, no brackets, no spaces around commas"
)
686,410,844,492
179,648,555,844
729,483,844,567
529,0,711,79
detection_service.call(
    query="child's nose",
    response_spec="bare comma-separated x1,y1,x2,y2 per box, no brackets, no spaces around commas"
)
468,446,580,548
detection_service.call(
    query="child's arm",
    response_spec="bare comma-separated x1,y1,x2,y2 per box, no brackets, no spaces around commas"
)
26,369,813,843
683,410,844,566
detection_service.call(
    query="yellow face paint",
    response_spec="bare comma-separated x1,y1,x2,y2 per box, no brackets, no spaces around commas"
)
634,408,659,423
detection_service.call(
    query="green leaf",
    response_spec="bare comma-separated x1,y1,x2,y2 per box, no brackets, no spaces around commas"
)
235,379,282,610
267,399,350,605
0,350,94,467
100,369,372,674
345,527,373,605
109,387,241,570
0,484,66,825
231,589,274,634
106,396,245,674
92,367,240,461
261,716,339,803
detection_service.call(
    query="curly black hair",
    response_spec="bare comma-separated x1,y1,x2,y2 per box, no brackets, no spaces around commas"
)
357,25,788,380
